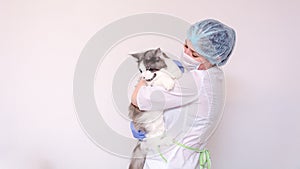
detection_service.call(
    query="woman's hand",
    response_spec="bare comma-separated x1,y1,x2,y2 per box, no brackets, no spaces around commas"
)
131,79,146,107
130,121,146,140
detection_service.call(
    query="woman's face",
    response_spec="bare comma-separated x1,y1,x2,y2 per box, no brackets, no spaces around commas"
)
183,39,214,69
183,40,207,63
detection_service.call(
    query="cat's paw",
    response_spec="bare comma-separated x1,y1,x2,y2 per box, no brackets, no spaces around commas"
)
163,80,175,91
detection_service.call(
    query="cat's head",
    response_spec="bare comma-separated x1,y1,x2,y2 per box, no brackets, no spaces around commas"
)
130,48,169,73
130,48,170,82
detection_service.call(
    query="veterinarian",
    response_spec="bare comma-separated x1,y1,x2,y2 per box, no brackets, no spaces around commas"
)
130,19,236,169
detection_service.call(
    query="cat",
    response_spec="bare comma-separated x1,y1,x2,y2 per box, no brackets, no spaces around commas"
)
128,48,183,169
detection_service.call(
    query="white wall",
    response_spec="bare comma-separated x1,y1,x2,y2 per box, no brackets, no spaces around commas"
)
1,0,300,168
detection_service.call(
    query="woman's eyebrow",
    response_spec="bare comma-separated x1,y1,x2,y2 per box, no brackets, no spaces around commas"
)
192,54,200,57
192,51,201,57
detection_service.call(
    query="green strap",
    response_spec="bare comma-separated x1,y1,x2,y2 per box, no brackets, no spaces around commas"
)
157,146,168,163
158,141,211,169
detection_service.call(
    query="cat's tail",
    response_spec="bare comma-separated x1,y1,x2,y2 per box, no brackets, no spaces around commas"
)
129,142,147,169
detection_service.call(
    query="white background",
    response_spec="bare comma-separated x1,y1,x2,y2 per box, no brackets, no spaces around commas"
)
1,0,300,168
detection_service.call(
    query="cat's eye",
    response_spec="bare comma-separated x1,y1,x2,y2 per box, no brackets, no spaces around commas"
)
139,68,142,73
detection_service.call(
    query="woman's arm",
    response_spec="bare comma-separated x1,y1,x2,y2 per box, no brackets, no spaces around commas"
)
132,72,200,111
131,79,146,107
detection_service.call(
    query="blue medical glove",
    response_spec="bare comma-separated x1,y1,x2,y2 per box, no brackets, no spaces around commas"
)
173,60,185,73
130,121,146,141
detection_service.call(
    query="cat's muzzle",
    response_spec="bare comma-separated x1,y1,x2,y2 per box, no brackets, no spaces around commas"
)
145,72,157,82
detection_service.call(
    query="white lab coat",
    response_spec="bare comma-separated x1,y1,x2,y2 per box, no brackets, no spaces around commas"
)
136,66,225,169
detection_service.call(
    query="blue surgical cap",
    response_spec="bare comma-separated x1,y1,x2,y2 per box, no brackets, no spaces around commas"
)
187,19,236,66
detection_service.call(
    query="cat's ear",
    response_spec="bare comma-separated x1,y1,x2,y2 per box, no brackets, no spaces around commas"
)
154,48,162,56
162,52,169,58
155,48,169,58
130,53,143,61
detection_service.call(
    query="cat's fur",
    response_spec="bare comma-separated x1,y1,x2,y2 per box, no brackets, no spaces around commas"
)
128,48,182,169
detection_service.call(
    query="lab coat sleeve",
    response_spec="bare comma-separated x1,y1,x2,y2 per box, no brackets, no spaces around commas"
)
137,73,200,111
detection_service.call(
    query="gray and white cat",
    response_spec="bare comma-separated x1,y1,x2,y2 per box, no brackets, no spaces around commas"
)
128,48,183,169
